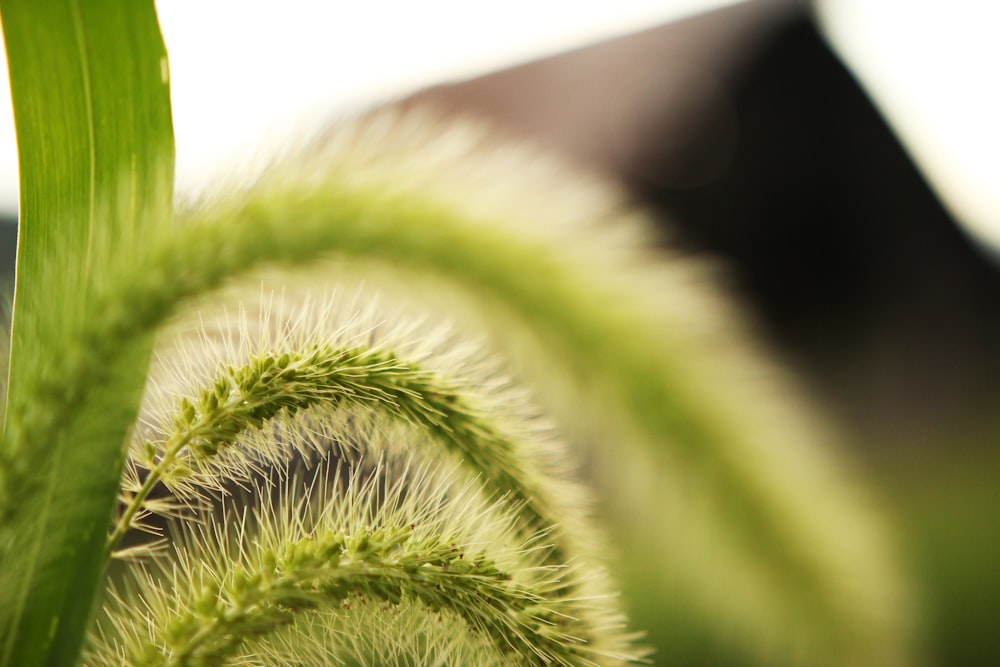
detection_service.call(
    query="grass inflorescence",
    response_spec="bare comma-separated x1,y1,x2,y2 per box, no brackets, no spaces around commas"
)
3,107,912,666
91,456,641,666
113,343,553,555
94,285,639,665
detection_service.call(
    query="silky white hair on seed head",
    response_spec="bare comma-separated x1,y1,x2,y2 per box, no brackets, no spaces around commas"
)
113,278,630,645
129,280,608,537
137,284,499,438
125,282,562,503
92,453,642,666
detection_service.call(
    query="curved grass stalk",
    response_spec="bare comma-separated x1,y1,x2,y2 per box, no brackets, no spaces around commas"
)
110,344,553,556
129,531,547,667
90,459,641,666
111,288,601,573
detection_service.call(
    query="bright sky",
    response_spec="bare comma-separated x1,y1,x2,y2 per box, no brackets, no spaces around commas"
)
0,0,998,253
0,0,743,209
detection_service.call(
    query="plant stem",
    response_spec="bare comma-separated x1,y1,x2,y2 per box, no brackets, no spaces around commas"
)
106,434,186,556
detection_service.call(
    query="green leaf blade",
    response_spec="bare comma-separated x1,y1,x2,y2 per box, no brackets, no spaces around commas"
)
0,1,174,665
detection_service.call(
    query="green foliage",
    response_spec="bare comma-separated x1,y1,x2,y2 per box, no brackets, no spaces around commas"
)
0,0,172,664
0,2,915,666
92,457,634,666
111,342,571,556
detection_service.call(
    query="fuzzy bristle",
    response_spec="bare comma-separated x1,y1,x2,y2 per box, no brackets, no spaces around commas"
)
91,456,642,666
98,285,640,664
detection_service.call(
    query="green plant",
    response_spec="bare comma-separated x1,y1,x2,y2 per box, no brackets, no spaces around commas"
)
0,1,914,666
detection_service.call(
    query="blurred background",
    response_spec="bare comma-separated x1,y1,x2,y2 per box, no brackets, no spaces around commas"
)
2,0,999,664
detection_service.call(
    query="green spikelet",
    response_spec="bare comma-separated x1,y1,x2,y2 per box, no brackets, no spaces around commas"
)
95,287,641,665
91,457,639,666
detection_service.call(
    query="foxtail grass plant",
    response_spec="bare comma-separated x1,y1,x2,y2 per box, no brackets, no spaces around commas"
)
0,2,915,666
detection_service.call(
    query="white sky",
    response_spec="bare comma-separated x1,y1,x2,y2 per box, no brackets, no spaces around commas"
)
0,0,744,208
0,0,998,253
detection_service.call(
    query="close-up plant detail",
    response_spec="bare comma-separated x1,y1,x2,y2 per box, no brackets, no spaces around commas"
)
0,1,915,666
